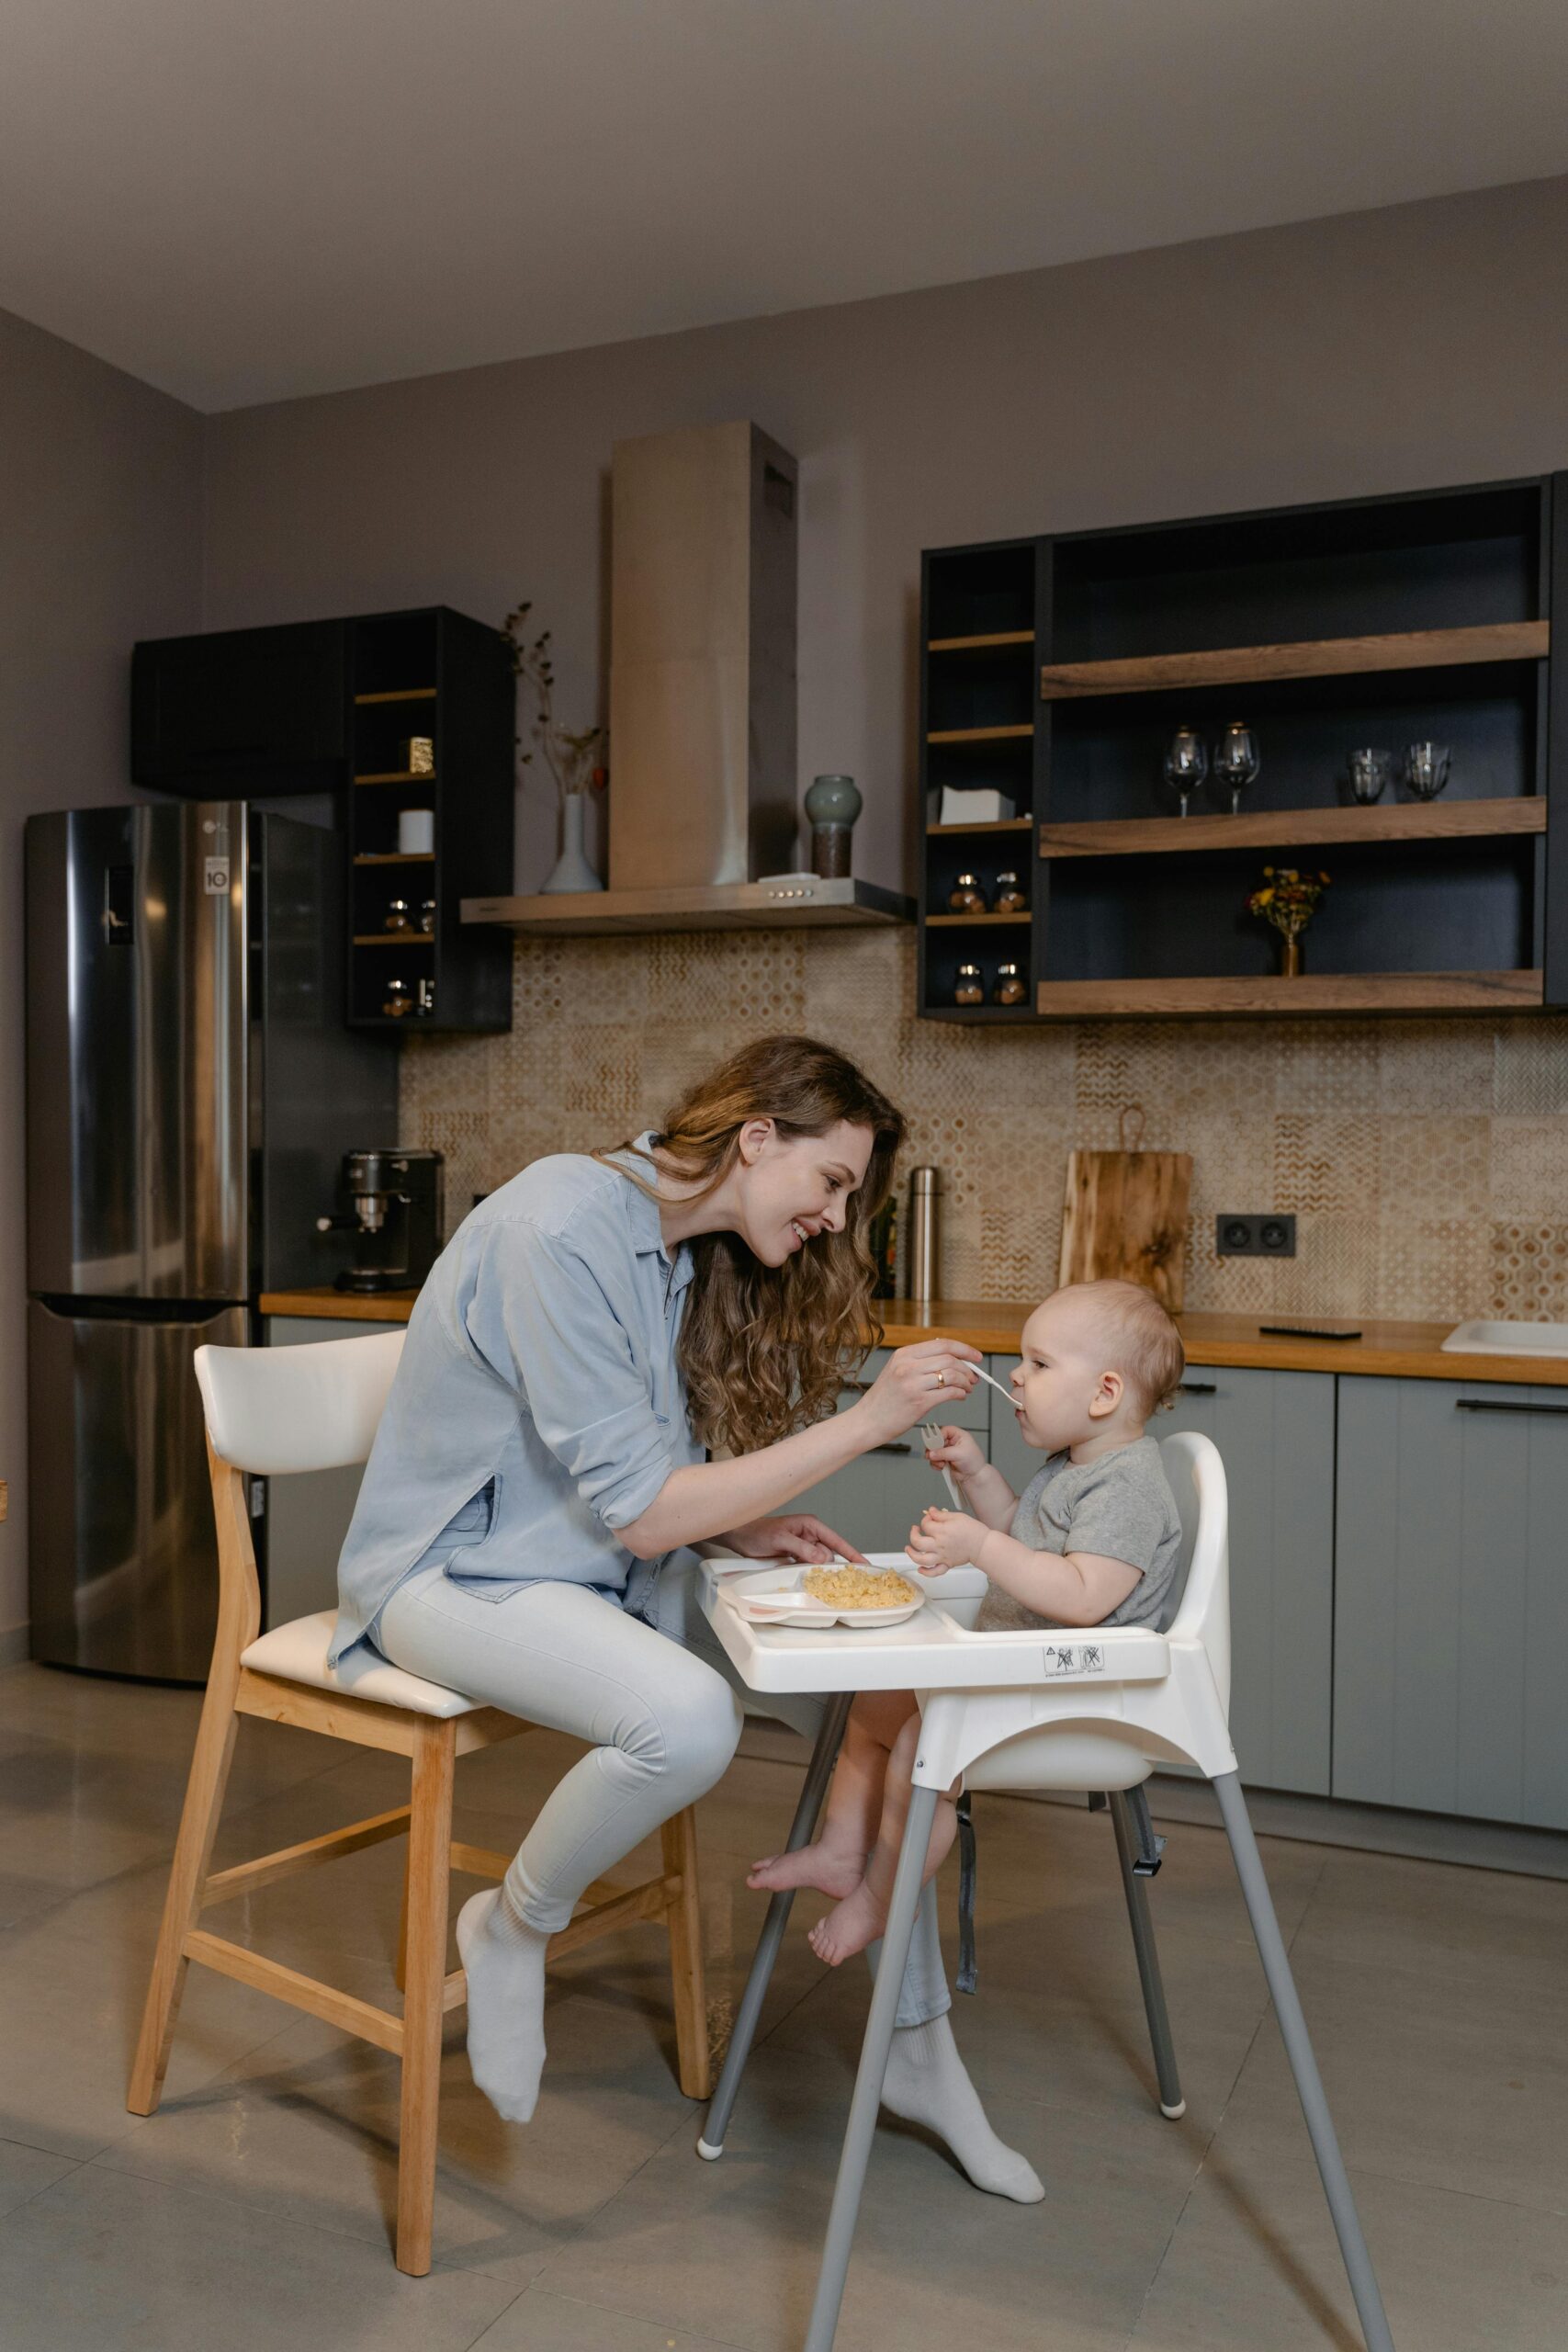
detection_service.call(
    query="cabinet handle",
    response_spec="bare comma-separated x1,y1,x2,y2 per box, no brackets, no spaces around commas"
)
872,1442,916,1456
1178,1382,1217,1396
1454,1398,1568,1418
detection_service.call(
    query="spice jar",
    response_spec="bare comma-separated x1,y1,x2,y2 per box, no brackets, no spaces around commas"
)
993,961,1026,1006
418,899,436,935
954,962,984,1006
947,872,987,915
385,898,412,934
994,870,1027,915
382,978,412,1019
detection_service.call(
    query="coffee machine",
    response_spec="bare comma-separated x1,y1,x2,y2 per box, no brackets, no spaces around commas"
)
318,1148,445,1293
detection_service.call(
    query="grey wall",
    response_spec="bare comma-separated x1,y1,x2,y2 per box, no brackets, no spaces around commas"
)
0,305,204,1649
204,174,1568,895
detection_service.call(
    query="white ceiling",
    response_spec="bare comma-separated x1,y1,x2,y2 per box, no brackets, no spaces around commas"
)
3,0,1565,413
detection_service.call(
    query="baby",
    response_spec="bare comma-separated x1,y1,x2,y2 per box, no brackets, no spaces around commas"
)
749,1279,1186,1966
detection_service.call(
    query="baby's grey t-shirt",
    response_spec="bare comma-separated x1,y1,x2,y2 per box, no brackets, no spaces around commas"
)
976,1435,1183,1634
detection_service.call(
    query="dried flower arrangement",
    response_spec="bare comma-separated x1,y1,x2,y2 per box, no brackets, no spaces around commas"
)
502,602,607,804
1246,865,1330,976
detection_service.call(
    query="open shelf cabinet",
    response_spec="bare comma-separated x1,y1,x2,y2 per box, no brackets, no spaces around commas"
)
916,475,1568,1022
346,607,514,1033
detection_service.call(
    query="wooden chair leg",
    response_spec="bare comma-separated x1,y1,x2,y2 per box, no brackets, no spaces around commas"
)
395,1719,456,2278
661,1806,711,2101
127,1677,243,2116
393,1844,412,1994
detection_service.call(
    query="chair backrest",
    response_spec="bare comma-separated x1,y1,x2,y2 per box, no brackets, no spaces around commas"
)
1159,1428,1230,1718
194,1330,406,1475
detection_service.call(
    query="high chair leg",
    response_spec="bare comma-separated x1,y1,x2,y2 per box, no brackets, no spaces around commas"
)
128,1672,243,2115
1108,1791,1185,2120
804,1780,939,2352
1213,1771,1396,2352
699,1692,852,2160
395,1719,456,2278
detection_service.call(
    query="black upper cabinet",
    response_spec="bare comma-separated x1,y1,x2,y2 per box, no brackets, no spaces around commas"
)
132,621,347,793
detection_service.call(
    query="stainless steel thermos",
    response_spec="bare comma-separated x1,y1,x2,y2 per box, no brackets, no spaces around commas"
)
907,1165,942,1302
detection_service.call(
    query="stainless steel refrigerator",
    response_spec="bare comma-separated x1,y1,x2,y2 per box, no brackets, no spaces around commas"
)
26,802,399,1679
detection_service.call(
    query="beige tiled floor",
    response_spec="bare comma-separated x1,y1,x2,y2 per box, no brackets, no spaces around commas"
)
1,1665,1563,2351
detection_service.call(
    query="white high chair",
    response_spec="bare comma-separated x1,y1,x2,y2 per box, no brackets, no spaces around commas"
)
696,1430,1394,2352
128,1332,710,2278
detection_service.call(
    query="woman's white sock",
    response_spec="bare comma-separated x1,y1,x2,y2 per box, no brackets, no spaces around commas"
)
456,1885,550,2122
881,2017,1044,2202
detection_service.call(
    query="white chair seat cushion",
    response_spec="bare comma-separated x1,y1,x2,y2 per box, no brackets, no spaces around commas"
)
241,1611,487,1719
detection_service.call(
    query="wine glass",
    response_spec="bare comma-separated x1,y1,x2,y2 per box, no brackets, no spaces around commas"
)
1212,722,1260,815
1162,725,1208,819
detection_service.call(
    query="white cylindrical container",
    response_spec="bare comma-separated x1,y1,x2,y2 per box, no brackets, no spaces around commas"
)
398,807,435,856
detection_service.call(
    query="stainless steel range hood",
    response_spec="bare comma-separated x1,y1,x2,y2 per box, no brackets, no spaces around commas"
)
464,420,912,937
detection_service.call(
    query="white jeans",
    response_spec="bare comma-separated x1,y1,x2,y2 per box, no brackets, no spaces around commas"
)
376,1556,951,2027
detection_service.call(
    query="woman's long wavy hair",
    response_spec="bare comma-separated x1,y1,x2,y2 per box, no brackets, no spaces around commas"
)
596,1035,905,1455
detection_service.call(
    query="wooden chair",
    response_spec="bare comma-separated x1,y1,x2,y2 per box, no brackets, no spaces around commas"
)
128,1330,710,2277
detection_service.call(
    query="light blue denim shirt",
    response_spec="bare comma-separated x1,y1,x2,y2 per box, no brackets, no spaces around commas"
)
329,1139,700,1666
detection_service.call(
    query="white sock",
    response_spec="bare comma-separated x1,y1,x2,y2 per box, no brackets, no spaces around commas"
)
882,2017,1044,2203
456,1885,550,2123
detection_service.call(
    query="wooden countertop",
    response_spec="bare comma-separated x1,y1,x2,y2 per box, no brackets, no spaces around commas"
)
262,1287,1568,1385
878,1301,1568,1385
260,1288,420,1322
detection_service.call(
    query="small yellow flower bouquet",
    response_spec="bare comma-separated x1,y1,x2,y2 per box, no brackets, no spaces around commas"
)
1247,866,1329,976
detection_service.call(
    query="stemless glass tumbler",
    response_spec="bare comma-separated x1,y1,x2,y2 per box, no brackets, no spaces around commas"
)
1348,750,1393,805
1403,742,1451,800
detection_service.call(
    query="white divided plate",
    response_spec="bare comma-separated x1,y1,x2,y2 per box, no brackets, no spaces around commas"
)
721,1565,927,1629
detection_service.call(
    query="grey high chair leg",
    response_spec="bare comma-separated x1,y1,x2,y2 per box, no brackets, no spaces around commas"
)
805,1781,941,2352
1107,1790,1185,2119
700,1693,852,2160
1213,1772,1395,2352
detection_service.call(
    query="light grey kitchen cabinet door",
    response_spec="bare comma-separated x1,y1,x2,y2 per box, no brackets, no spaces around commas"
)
1334,1376,1568,1829
784,1348,979,1554
990,1358,1335,1794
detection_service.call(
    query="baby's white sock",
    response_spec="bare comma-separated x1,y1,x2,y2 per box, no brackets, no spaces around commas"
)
456,1885,550,2123
882,2016,1044,2202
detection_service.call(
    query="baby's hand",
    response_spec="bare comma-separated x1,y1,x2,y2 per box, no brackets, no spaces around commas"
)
906,1506,987,1574
922,1423,985,1481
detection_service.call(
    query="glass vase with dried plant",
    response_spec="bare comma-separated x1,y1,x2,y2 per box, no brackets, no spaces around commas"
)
503,601,607,892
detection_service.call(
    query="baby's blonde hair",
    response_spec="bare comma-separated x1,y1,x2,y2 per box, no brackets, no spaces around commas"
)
1055,1279,1185,1417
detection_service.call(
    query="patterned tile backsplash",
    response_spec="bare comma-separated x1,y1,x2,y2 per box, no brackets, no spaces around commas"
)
401,929,1568,1322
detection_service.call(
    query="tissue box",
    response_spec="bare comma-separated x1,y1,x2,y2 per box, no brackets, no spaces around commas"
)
939,786,1016,826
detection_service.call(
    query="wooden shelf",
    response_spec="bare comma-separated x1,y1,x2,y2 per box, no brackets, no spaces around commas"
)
355,770,438,786
928,630,1034,652
927,724,1034,744
353,932,434,947
1038,798,1548,860
354,851,435,866
926,817,1033,837
1038,621,1550,701
926,910,1031,927
354,688,437,706
1034,970,1544,1019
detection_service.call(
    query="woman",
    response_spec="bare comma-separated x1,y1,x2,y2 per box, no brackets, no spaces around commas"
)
332,1035,1041,2202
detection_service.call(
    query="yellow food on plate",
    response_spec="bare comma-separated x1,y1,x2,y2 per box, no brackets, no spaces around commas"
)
801,1566,917,1611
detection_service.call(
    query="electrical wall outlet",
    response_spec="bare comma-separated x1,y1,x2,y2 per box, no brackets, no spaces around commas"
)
1216,1213,1296,1258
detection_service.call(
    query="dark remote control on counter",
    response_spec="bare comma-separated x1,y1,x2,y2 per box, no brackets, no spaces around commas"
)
1258,1321,1362,1340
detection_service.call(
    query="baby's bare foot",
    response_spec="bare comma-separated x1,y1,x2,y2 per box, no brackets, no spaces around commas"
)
747,1842,865,1899
807,1880,889,1966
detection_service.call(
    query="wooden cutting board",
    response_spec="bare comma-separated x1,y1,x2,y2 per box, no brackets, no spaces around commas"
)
1057,1116,1191,1311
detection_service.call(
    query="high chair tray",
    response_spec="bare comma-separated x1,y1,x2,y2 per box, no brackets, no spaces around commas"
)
699,1554,1171,1696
